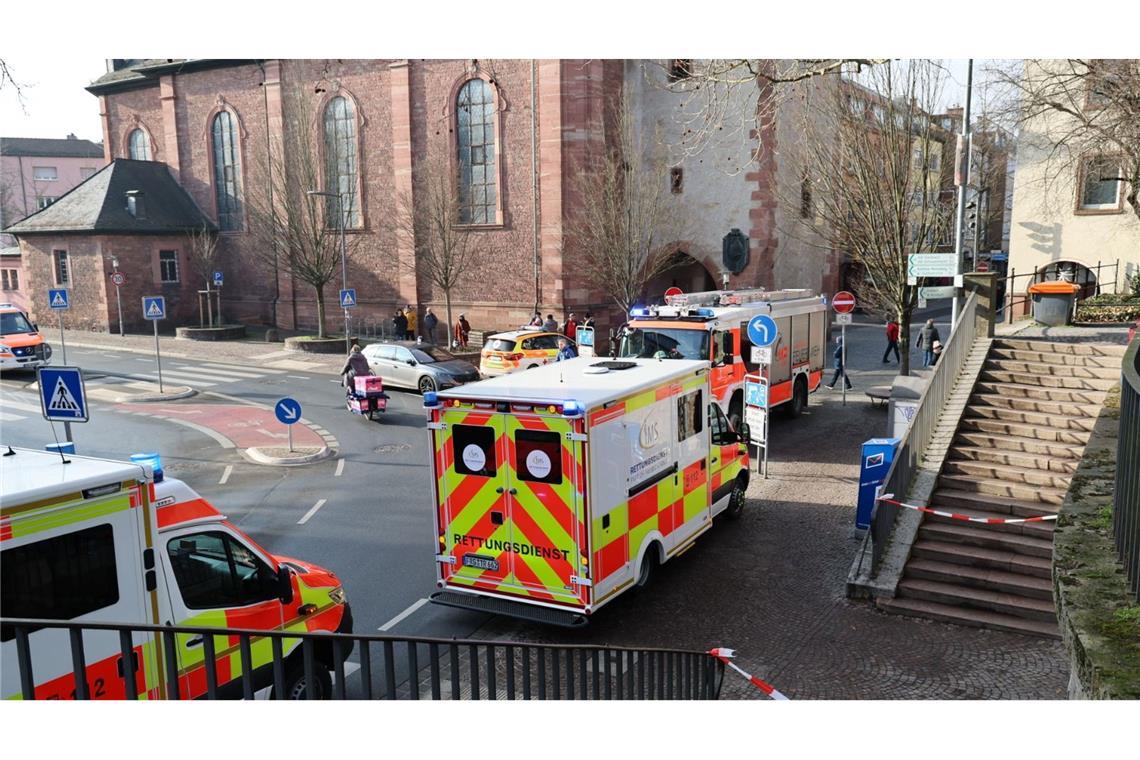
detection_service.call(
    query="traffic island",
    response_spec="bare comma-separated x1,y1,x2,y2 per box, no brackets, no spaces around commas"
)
284,336,354,354
243,445,334,466
175,324,247,341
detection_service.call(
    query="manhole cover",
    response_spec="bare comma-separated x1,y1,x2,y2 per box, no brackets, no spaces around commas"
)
374,443,412,454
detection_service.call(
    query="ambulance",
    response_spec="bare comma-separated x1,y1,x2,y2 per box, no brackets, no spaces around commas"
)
426,357,750,626
618,288,829,429
1,448,352,700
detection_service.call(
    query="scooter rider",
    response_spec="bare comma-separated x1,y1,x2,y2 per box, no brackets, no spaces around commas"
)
339,344,372,396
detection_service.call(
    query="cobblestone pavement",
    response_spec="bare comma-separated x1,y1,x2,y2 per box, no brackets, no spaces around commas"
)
473,313,1071,699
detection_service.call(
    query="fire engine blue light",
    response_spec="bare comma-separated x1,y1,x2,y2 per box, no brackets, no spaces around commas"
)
423,391,439,408
629,307,650,317
696,308,714,317
562,400,583,417
130,452,164,483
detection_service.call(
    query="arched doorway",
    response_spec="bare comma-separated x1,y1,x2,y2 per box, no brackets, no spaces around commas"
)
643,250,717,303
1037,261,1099,301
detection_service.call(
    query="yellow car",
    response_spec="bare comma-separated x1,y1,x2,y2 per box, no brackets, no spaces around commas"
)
479,328,575,377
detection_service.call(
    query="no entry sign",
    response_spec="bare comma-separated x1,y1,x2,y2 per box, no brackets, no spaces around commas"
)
833,291,856,314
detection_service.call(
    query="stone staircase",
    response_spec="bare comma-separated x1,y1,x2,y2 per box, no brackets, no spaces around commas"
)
879,338,1126,639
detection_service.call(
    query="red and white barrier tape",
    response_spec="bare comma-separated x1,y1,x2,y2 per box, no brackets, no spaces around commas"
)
877,495,1057,525
708,648,788,700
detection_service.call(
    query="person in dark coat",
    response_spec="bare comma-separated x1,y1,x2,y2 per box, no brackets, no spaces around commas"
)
555,337,577,361
423,308,439,343
339,344,372,396
827,336,852,390
916,318,941,368
393,308,408,340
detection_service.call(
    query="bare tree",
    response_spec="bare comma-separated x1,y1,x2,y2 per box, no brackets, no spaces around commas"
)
182,223,221,325
564,95,686,313
244,87,359,338
785,60,955,376
989,59,1140,219
394,150,500,347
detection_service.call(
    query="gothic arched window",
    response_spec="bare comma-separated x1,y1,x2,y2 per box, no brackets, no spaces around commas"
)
211,111,242,230
128,128,150,160
456,79,497,225
322,96,361,228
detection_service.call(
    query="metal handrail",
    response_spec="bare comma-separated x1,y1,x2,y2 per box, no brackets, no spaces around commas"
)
1115,333,1140,601
867,292,980,574
0,617,726,701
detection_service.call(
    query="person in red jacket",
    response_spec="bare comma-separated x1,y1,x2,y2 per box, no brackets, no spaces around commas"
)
882,318,900,363
563,312,578,341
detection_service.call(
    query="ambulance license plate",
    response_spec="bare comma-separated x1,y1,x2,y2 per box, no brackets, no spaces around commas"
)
463,554,499,572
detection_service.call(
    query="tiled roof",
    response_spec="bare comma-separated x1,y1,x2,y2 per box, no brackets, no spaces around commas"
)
1,137,104,158
3,159,215,235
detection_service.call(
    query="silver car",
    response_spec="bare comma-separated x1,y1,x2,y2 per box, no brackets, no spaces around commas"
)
361,341,480,394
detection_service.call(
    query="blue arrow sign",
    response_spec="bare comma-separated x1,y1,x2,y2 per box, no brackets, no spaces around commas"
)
275,397,302,425
213,270,224,287
37,366,89,422
48,289,70,310
143,296,166,320
745,379,768,409
339,289,357,309
747,314,779,348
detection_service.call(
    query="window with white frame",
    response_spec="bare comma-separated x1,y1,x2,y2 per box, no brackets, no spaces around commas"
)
33,166,58,181
159,250,179,283
128,129,151,161
1079,157,1123,210
36,197,58,210
1,269,18,290
53,250,69,285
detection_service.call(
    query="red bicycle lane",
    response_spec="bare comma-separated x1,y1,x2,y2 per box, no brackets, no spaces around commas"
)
115,403,328,449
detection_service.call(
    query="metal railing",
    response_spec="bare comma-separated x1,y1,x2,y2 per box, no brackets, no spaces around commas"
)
867,292,980,574
0,618,725,701
1000,259,1119,322
1115,334,1140,602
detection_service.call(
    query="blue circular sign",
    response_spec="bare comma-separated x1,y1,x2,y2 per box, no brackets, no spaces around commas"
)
274,397,302,425
747,314,779,348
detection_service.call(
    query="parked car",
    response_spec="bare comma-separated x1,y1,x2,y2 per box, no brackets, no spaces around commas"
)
0,303,52,372
479,328,575,377
361,341,480,394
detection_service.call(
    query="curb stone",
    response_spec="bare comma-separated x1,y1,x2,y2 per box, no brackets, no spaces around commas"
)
242,446,334,466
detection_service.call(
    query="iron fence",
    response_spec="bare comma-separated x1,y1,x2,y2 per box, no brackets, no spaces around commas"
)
866,292,980,574
1115,334,1140,602
1000,259,1120,323
0,618,725,701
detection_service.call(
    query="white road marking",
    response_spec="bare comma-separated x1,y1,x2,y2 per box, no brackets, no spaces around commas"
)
256,429,289,440
334,459,345,477
0,398,42,413
378,598,430,632
201,363,284,375
219,465,233,485
0,410,24,421
287,375,310,380
297,499,327,525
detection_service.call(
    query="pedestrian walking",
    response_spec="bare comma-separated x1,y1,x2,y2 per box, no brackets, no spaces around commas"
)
827,336,852,390
542,313,558,332
555,337,577,361
404,305,417,341
916,318,941,368
455,313,471,348
423,307,439,343
392,308,407,340
882,318,901,363
563,312,578,341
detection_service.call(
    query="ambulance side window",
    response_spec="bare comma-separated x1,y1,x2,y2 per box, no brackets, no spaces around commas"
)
452,424,497,477
677,390,703,442
1,524,119,641
166,531,278,610
515,430,563,484
708,403,733,445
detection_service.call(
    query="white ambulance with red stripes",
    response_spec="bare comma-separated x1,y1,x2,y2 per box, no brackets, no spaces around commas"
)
426,357,750,627
618,288,830,429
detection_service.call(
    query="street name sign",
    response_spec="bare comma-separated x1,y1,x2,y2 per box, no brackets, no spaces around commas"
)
907,253,958,279
919,286,956,300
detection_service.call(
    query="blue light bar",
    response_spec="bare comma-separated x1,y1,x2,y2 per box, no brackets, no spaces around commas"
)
423,391,440,408
130,452,164,483
562,400,584,418
696,308,715,317
629,307,650,317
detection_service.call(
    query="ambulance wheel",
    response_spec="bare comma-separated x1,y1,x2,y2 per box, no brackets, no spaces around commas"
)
635,546,659,589
418,375,437,394
788,376,808,418
725,475,747,520
276,663,332,700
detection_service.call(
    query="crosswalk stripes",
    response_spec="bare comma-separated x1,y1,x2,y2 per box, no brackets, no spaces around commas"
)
0,393,44,424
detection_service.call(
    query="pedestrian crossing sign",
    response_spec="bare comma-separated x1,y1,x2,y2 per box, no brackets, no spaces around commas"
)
37,366,89,422
339,289,357,309
48,288,70,310
143,296,166,320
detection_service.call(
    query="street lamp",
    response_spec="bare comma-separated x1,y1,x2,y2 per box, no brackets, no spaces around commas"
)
306,189,350,353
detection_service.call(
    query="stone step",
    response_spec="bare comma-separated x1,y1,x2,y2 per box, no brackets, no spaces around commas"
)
958,417,1091,445
984,358,1120,380
910,539,1054,578
876,596,1060,639
973,381,1106,405
967,392,1102,418
993,338,1127,357
979,369,1116,391
942,460,1073,490
905,558,1055,600
989,347,1124,368
962,404,1098,432
896,577,1057,622
953,432,1086,460
936,474,1068,505
928,488,1061,519
950,445,1080,474
922,501,1056,539
917,520,1055,558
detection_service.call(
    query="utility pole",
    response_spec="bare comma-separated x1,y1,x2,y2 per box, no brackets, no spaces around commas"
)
950,59,974,329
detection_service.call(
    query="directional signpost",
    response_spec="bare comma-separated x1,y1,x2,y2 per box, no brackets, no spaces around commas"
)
832,291,856,407
745,314,778,479
143,296,166,392
275,397,302,452
906,253,958,284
